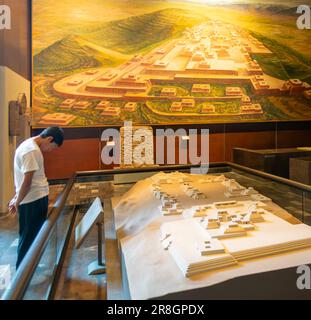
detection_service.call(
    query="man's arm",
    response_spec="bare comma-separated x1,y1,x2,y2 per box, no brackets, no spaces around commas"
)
8,171,35,215
15,171,35,206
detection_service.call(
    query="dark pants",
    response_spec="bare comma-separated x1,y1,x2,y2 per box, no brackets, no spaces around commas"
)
16,196,48,269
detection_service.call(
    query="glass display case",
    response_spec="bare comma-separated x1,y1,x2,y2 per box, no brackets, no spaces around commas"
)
2,163,311,300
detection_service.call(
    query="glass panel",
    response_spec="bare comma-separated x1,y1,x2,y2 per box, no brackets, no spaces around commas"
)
9,164,310,300
49,184,66,206
21,185,76,300
303,192,311,226
226,168,304,223
54,182,107,300
55,191,76,256
0,184,66,299
23,226,57,300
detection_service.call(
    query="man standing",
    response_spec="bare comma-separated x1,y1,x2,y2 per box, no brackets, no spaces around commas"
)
8,127,64,269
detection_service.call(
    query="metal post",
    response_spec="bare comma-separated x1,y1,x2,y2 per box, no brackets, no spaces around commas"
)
97,222,103,266
88,221,106,275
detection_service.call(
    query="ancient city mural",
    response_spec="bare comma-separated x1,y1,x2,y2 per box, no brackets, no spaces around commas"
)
32,0,311,127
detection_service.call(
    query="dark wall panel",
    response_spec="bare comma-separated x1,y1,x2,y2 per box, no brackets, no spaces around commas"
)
1,0,31,79
277,130,311,149
225,131,276,162
0,13,3,66
44,138,101,180
42,123,311,180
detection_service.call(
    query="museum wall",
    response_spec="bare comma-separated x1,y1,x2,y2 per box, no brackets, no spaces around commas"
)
1,0,309,182
1,0,31,80
32,122,311,180
0,0,31,213
0,67,31,213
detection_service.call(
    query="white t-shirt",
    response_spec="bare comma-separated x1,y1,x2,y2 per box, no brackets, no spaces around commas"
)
14,138,49,205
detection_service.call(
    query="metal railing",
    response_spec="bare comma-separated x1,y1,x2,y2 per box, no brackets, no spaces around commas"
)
227,162,311,193
1,174,76,300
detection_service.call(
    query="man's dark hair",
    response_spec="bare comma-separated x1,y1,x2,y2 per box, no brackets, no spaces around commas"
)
40,126,64,147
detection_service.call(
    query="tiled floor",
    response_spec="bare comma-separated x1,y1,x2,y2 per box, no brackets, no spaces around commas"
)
0,185,66,299
54,183,132,300
0,213,18,297
54,204,107,300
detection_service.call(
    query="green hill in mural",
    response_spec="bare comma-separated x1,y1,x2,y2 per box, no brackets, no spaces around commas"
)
229,3,299,15
34,34,129,74
80,8,206,54
34,8,205,73
250,33,311,83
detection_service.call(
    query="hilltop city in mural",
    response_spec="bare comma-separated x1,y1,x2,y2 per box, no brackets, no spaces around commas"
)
32,0,311,127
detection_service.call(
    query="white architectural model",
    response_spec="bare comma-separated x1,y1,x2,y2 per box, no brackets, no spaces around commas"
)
113,171,311,279
198,174,228,184
183,183,207,199
151,182,183,216
201,217,220,229
151,171,191,184
223,179,259,198
214,201,239,209
196,239,225,256
161,209,311,277
250,193,272,202
160,219,237,277
193,206,212,217
161,198,183,216
148,172,311,277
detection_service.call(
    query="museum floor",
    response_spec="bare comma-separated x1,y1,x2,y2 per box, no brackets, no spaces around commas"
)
0,206,108,300
0,213,18,298
0,182,132,300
